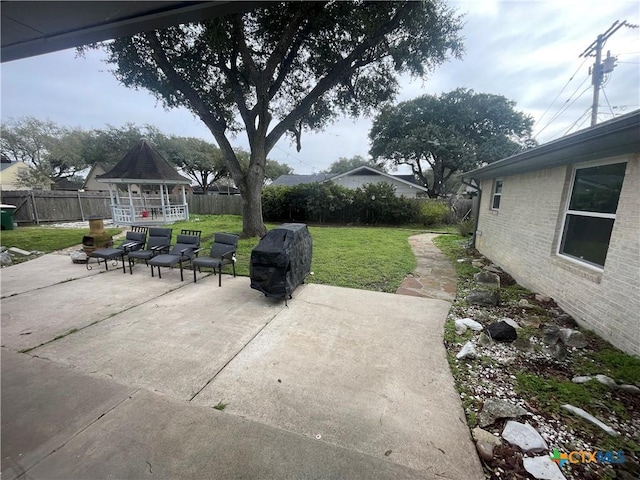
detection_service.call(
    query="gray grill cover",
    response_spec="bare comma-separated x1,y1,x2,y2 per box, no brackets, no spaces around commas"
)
250,223,312,299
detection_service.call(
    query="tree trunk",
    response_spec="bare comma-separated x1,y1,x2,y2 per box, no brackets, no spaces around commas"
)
240,173,267,238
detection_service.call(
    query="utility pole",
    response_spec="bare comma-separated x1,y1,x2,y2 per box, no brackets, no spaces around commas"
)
579,20,638,126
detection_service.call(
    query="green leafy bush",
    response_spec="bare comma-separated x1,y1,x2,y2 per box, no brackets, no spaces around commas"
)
420,200,450,226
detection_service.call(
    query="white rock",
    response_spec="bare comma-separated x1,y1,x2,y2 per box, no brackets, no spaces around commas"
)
594,374,617,388
518,299,532,308
458,318,484,331
619,384,640,394
472,427,503,447
571,376,592,384
456,341,477,360
454,320,468,335
561,404,619,436
523,456,567,480
501,317,522,330
8,246,32,256
502,421,548,453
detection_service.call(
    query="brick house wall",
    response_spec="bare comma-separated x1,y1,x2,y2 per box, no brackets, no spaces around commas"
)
475,153,639,356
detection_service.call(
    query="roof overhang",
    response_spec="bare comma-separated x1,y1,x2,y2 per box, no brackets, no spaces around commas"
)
96,178,190,185
463,110,640,181
1,1,264,63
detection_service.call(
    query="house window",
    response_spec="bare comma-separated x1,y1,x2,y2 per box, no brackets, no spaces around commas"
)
559,161,626,269
491,180,503,210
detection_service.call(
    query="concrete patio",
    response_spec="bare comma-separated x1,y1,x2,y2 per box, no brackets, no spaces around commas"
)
1,241,484,479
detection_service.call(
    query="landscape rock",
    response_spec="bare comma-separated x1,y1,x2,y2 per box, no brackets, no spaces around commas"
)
478,332,493,347
543,342,568,361
561,404,619,436
522,315,543,328
542,325,561,345
518,299,532,308
473,271,500,288
501,317,521,330
559,328,588,348
487,321,517,343
476,440,494,461
571,376,593,384
70,250,88,264
8,246,32,256
534,294,554,304
472,260,485,268
502,421,548,453
595,374,618,388
556,313,577,327
456,318,484,331
523,456,567,480
456,341,477,360
472,427,503,447
0,245,6,252
619,384,640,394
0,251,12,267
479,399,528,427
513,336,534,353
466,289,500,307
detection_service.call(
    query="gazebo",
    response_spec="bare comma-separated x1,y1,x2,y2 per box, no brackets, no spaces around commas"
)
97,138,191,225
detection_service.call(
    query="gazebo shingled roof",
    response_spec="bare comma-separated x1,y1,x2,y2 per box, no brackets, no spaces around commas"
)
97,138,190,183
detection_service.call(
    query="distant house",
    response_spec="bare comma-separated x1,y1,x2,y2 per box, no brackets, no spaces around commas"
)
0,156,49,191
463,110,640,356
272,165,429,198
82,163,111,191
52,177,84,191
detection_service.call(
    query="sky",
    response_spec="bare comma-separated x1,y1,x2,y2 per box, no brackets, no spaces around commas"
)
1,0,639,176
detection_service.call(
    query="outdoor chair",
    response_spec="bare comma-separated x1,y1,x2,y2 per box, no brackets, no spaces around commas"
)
147,233,200,281
192,233,239,286
127,227,173,274
87,230,147,273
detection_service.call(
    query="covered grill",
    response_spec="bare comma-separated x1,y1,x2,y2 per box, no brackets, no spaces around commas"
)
250,223,312,301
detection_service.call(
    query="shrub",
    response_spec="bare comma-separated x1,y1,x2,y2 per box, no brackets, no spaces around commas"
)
457,218,475,236
420,200,450,226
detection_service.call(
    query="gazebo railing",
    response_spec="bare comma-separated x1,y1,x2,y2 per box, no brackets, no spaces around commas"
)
110,204,189,225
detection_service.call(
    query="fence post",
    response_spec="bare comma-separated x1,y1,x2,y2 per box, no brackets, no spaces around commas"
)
77,191,85,221
30,191,40,225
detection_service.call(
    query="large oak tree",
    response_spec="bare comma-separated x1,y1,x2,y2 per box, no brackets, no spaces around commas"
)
369,88,535,198
91,1,462,236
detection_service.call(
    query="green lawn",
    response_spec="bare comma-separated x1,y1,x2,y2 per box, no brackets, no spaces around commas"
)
1,227,122,253
1,215,449,293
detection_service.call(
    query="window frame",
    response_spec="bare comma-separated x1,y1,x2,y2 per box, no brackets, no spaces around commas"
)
557,158,627,271
491,179,503,210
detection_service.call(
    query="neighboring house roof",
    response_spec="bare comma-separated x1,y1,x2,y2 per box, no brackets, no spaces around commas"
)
96,138,190,184
464,109,640,181
327,165,430,193
52,177,84,190
272,173,333,186
272,165,430,193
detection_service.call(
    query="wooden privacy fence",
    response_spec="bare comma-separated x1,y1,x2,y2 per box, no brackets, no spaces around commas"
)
0,190,244,224
185,194,243,216
0,190,112,224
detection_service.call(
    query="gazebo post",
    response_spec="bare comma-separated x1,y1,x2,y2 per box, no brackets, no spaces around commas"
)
181,185,188,219
159,184,167,223
108,184,115,222
127,184,135,224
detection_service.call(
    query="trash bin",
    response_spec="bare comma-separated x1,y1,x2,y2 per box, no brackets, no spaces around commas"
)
250,223,312,301
0,204,17,230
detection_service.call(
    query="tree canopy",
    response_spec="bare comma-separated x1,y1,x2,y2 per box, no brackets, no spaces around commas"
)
92,0,463,236
369,88,535,198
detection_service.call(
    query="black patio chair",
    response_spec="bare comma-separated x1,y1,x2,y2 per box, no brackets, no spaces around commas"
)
127,227,173,274
192,233,239,286
147,233,200,281
87,230,147,273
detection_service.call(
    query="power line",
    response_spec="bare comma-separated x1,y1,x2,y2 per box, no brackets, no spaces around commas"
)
601,87,615,116
536,57,589,126
535,78,591,139
562,107,591,136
